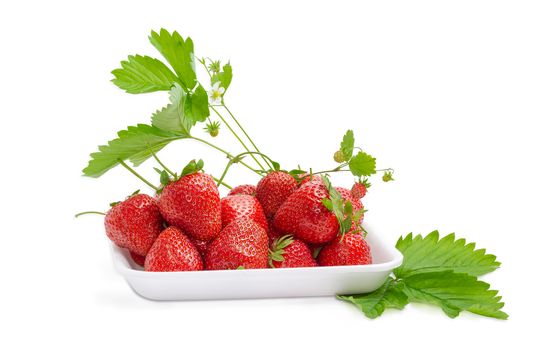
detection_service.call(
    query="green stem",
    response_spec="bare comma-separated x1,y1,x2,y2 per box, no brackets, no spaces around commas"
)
222,104,273,169
215,161,234,188
149,148,176,178
210,106,267,171
211,175,232,189
118,159,159,191
303,168,351,178
216,151,277,188
190,137,263,177
74,211,106,218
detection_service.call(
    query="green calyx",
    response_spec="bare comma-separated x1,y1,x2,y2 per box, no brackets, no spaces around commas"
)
382,170,395,182
268,235,295,267
204,120,221,137
181,159,204,177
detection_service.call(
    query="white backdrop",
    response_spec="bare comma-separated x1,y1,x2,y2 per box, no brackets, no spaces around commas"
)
1,0,541,348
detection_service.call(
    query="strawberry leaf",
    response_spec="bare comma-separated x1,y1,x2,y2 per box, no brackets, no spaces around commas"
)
348,151,376,177
401,271,508,319
394,231,501,278
111,55,180,94
338,277,408,319
183,84,210,123
211,62,233,93
149,29,196,91
340,130,355,160
83,124,186,177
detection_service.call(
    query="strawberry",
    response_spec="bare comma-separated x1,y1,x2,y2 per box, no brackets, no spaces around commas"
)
129,251,146,267
221,194,268,231
205,218,268,270
190,237,209,257
269,235,317,268
273,180,339,244
256,171,298,218
336,186,364,225
144,226,203,272
351,180,369,200
158,172,221,241
267,226,283,246
318,232,372,266
228,184,256,196
104,193,163,256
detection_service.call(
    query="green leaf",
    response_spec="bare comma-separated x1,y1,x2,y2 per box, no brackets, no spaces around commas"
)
401,271,508,319
394,231,501,278
348,151,377,177
151,83,204,135
111,55,180,94
181,159,204,177
149,29,196,91
340,130,355,160
183,84,210,123
83,124,186,177
338,277,408,319
159,170,170,185
211,62,233,92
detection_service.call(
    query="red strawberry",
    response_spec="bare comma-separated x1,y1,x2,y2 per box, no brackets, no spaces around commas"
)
273,180,339,244
205,218,268,270
256,171,298,218
129,251,146,267
228,184,256,196
351,181,368,200
158,172,221,241
104,193,163,256
145,227,203,272
269,235,317,268
336,187,364,225
190,237,209,257
298,174,321,188
221,195,268,231
318,232,372,266
267,225,283,246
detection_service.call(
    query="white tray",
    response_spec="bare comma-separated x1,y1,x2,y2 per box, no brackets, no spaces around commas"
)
111,225,403,300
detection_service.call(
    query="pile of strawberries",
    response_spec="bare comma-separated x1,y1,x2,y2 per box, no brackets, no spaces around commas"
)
105,167,372,271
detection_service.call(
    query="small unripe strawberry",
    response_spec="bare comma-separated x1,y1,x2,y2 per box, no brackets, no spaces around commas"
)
333,150,346,163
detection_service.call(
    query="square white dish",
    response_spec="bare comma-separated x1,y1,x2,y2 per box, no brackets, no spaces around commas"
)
111,225,403,301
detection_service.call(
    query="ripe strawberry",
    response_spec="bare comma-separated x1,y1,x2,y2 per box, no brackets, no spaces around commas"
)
221,194,268,231
267,225,283,246
351,181,368,200
256,171,298,218
298,174,321,188
129,251,146,267
158,172,221,241
336,186,364,225
318,232,372,266
104,193,163,256
190,237,209,257
145,227,203,272
228,184,256,196
205,218,268,270
269,235,317,268
273,180,339,244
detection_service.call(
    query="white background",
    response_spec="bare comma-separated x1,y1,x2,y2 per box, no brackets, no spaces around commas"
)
1,0,541,348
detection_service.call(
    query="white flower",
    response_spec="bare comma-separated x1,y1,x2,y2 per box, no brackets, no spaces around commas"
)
209,82,225,105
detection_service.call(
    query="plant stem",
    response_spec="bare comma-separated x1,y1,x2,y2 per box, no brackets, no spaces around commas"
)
118,159,159,191
211,176,232,189
215,151,278,188
222,104,273,169
149,148,176,177
74,211,106,218
190,137,263,177
210,106,267,172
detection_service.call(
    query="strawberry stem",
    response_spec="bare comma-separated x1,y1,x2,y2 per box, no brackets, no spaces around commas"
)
149,147,176,178
211,175,232,189
118,159,159,191
74,211,106,218
216,151,278,188
210,105,267,171
190,136,263,177
221,104,273,169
